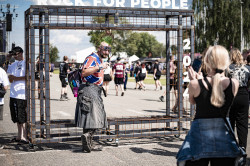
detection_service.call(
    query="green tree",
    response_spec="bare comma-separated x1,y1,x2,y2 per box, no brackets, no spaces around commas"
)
193,0,250,52
88,16,166,58
126,32,166,58
49,44,60,63
88,16,131,56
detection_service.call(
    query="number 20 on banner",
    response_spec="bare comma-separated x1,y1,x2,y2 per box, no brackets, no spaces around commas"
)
182,39,191,97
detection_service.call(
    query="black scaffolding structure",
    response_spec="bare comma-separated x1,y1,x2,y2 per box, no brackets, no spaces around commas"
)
25,5,195,145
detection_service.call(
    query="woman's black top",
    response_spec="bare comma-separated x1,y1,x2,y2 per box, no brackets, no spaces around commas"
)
194,77,234,119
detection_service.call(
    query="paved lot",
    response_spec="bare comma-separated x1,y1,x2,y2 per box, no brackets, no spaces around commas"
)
0,74,249,166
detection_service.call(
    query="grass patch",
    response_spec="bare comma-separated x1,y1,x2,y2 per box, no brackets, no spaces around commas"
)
53,69,166,85
53,68,59,74
128,74,166,85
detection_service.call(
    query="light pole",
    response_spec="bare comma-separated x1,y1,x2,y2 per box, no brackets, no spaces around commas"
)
240,0,243,53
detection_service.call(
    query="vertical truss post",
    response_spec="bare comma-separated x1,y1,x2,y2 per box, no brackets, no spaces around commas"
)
190,15,195,118
30,8,37,144
25,10,31,139
177,14,183,131
39,12,45,138
166,16,170,128
44,8,51,138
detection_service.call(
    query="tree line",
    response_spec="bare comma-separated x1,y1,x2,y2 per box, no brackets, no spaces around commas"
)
193,0,250,52
88,30,166,58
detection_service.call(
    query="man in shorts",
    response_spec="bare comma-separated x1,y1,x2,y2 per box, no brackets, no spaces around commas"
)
59,56,70,101
112,57,125,96
7,46,28,144
153,60,162,90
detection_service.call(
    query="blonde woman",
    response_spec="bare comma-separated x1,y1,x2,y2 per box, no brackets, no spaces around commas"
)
177,45,241,166
228,48,250,150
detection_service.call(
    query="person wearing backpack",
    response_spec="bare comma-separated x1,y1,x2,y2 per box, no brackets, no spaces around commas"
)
153,60,162,90
75,41,110,153
59,56,70,101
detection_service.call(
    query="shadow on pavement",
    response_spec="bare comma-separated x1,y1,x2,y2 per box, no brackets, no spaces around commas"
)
0,132,184,155
129,137,182,157
141,99,163,102
143,109,166,113
0,133,32,152
130,146,178,157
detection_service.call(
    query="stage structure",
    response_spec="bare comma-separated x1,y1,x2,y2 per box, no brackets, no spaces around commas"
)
25,5,195,145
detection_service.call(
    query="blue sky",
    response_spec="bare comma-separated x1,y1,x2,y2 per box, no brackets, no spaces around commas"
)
0,0,192,60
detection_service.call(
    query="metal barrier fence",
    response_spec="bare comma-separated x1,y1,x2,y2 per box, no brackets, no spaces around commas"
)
25,5,195,145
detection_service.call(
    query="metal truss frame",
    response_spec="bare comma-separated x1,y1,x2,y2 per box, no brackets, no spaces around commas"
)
25,5,195,145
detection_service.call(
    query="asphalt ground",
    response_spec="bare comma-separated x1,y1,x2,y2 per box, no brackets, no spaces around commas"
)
0,73,249,166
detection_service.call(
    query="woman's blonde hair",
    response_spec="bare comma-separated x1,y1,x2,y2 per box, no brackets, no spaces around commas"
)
230,48,244,66
204,45,230,107
200,47,209,75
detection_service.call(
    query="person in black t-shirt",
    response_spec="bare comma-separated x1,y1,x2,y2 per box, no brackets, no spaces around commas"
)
134,61,141,89
59,56,70,100
153,60,162,90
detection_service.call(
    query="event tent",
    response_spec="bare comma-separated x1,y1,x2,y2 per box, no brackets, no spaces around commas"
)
128,55,139,64
75,46,96,63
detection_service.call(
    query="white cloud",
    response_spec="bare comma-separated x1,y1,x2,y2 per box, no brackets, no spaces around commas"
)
50,30,92,60
50,31,84,44
147,31,166,44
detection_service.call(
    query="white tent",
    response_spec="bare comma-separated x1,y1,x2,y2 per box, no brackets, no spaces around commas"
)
110,52,128,62
75,46,96,63
129,55,139,64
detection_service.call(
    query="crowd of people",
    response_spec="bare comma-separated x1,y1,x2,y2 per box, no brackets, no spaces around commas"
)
0,43,249,166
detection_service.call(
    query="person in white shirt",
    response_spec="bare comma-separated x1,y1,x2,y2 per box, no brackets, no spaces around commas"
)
103,60,112,95
0,65,10,149
7,46,28,144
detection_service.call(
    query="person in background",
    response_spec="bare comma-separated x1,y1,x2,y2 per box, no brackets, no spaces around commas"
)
199,48,209,77
0,62,9,149
246,54,250,101
124,62,130,91
192,54,202,73
177,45,241,165
134,61,141,89
138,63,147,90
153,60,162,90
130,63,134,77
35,56,45,99
59,56,70,101
75,41,110,153
7,46,29,145
49,63,55,77
228,48,250,150
160,56,177,104
146,63,151,73
112,57,125,96
103,61,112,95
